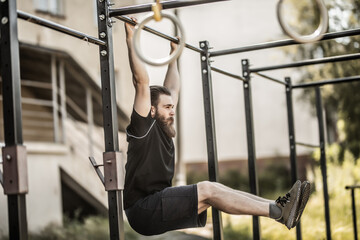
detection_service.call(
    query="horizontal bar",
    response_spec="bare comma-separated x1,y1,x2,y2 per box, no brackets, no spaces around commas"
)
211,66,245,81
210,28,360,57
346,185,360,190
293,75,360,89
296,142,320,148
109,0,229,17
253,72,286,85
116,16,203,53
17,10,106,46
250,53,360,72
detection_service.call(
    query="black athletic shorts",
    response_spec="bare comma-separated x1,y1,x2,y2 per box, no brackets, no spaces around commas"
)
125,184,207,236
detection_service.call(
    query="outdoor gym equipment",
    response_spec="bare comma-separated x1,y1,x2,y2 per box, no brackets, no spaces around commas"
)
132,0,186,66
277,0,329,43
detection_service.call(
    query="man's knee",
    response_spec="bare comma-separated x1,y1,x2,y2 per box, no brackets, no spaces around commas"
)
197,181,217,201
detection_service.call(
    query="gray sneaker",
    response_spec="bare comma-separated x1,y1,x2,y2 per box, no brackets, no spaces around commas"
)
292,181,311,228
275,180,301,229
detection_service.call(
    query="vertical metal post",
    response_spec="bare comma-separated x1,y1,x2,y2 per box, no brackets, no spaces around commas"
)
315,87,331,240
351,189,358,240
285,77,302,240
86,88,94,156
51,55,60,142
199,41,223,240
0,0,28,239
241,59,260,240
96,0,124,240
59,60,67,143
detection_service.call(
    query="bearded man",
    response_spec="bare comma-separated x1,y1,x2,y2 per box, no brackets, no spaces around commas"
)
123,19,310,236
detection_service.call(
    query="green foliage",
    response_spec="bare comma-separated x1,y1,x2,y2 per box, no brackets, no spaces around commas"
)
283,0,360,159
219,169,250,192
186,170,208,185
258,163,292,199
222,220,252,240
29,216,110,240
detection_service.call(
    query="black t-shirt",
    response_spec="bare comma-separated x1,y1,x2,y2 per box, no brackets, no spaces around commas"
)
124,109,175,209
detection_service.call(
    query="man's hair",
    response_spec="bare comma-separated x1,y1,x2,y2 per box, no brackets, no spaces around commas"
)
150,85,171,107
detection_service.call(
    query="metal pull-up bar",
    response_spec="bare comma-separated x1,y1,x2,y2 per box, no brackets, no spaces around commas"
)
117,16,203,53
210,28,360,57
109,0,229,17
17,10,106,46
250,52,360,72
292,75,360,89
211,66,245,81
253,72,286,85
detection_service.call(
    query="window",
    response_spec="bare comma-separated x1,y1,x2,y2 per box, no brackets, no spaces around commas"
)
34,0,65,17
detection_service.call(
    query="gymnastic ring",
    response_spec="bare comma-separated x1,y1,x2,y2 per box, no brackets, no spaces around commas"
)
133,12,186,66
277,0,328,43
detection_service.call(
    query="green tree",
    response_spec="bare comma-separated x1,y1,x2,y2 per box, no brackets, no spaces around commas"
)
283,0,360,160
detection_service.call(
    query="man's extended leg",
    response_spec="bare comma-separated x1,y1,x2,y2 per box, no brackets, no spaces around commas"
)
211,182,273,204
197,181,270,216
197,180,302,229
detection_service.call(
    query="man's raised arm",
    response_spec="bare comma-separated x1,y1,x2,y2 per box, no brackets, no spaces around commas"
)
125,19,151,117
164,40,181,107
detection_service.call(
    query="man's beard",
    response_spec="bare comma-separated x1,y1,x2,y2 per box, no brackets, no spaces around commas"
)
155,111,176,138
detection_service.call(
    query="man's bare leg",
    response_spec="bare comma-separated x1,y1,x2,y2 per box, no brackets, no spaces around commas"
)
197,181,270,217
211,182,273,204
197,180,304,230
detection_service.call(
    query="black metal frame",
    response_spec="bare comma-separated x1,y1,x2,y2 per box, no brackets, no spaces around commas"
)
210,28,360,57
0,1,230,240
200,41,223,240
0,0,28,239
242,59,261,240
203,30,360,240
285,77,303,239
315,87,331,240
109,0,229,17
17,11,105,46
345,185,360,240
2,0,360,239
96,0,124,239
